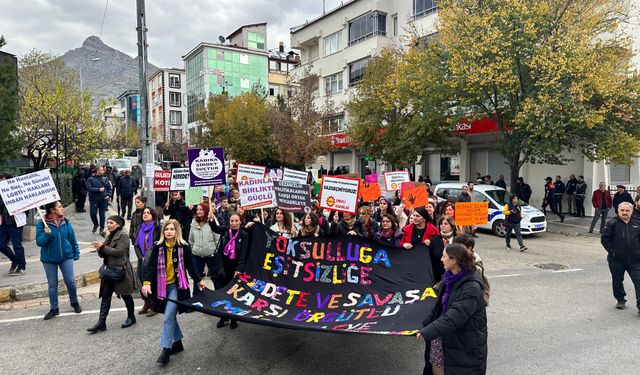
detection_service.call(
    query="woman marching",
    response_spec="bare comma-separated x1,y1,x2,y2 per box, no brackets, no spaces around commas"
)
208,208,250,329
133,206,160,317
417,243,488,375
189,202,224,292
427,215,458,284
297,212,326,237
37,201,82,320
400,206,439,249
141,219,205,365
269,207,298,238
373,213,403,246
88,215,139,333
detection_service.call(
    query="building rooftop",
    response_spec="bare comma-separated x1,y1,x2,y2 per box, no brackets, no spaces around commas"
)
226,22,268,40
290,0,358,34
182,41,268,61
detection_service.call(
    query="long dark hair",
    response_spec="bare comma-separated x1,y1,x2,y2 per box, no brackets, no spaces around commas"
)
272,207,294,231
445,243,476,272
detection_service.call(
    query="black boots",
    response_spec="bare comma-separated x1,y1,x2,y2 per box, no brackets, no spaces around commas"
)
157,348,171,365
216,317,228,328
230,320,238,329
87,296,110,333
121,295,136,328
71,301,82,314
169,340,184,355
43,308,59,320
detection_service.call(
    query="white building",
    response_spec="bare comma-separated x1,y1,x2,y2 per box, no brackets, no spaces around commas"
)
291,0,640,214
148,68,188,146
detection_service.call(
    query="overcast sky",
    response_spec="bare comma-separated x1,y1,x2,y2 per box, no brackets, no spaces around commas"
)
1,0,344,67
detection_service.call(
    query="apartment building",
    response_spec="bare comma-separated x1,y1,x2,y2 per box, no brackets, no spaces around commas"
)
267,42,299,103
148,68,187,145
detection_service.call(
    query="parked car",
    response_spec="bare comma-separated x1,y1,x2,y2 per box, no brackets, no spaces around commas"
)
433,182,547,237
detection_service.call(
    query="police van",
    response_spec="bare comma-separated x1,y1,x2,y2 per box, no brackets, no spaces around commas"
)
433,182,547,237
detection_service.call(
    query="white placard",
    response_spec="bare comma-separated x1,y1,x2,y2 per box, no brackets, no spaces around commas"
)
383,171,411,191
170,168,190,191
238,178,276,209
236,163,266,182
282,167,308,185
318,176,360,214
0,170,60,216
145,163,156,178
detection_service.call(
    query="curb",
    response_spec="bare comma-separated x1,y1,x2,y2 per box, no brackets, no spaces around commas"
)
546,227,597,238
0,270,102,303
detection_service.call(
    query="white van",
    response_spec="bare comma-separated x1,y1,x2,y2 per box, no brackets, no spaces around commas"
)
108,158,132,173
433,182,547,237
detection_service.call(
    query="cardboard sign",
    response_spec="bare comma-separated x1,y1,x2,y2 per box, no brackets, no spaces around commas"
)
236,163,266,182
0,169,60,215
169,168,190,191
153,170,171,192
185,187,204,206
360,182,382,203
400,182,416,199
403,185,429,210
267,168,283,181
188,148,226,187
454,202,489,226
364,173,378,184
282,167,309,185
319,176,360,214
145,163,156,178
238,178,276,209
383,171,411,191
273,181,311,213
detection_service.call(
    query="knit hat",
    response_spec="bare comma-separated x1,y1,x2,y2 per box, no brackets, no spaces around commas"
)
415,206,431,222
545,177,552,182
108,215,125,227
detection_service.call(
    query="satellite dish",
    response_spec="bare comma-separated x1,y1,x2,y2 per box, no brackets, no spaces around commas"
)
218,35,226,44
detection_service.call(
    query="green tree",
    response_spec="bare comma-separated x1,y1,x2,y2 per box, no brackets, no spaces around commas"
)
18,50,106,169
0,37,22,164
157,141,186,161
194,92,272,162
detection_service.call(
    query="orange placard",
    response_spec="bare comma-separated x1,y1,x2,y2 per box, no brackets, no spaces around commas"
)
403,185,429,210
454,202,489,226
360,182,382,202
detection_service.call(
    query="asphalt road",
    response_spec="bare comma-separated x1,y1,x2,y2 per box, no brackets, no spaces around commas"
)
0,232,638,375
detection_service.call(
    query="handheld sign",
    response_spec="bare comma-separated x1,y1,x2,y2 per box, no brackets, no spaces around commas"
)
282,167,309,185
273,181,311,213
145,163,156,178
153,170,171,192
185,187,203,206
403,185,429,210
238,177,276,209
360,182,382,203
236,163,267,182
454,202,489,226
169,168,190,191
188,148,226,187
0,169,60,215
319,176,360,214
364,173,378,184
383,171,411,191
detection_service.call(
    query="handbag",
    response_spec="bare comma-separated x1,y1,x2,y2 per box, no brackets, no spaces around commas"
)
99,264,125,282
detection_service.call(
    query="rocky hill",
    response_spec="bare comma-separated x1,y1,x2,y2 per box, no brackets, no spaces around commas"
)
61,35,158,100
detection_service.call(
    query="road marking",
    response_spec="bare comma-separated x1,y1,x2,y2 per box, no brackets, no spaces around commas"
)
0,306,142,324
552,268,583,273
0,246,96,266
488,274,521,279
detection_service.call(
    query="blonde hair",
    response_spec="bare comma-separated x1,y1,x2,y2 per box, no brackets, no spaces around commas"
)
157,219,188,246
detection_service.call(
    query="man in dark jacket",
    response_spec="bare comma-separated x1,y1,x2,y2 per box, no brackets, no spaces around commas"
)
590,181,613,234
601,202,640,313
612,185,634,214
72,171,87,212
553,175,566,215
86,166,112,234
495,175,507,189
566,174,578,216
575,176,588,218
544,177,564,222
515,177,532,204
116,170,138,219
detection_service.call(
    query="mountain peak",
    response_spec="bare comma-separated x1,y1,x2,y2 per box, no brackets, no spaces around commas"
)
82,35,105,48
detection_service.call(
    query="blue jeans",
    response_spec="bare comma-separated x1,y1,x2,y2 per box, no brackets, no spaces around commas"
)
160,283,183,349
42,259,78,310
89,199,108,229
607,255,640,307
0,223,25,269
590,208,610,233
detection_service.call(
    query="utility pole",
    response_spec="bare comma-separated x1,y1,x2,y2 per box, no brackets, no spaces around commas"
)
136,0,155,206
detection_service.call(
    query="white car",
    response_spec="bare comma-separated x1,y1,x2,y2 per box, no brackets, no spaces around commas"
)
433,182,547,237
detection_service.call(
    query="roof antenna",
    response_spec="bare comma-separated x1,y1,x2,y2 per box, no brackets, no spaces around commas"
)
323,0,326,14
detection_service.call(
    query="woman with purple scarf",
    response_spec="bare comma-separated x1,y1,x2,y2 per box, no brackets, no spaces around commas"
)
134,206,160,316
208,209,249,329
417,243,487,375
141,219,204,366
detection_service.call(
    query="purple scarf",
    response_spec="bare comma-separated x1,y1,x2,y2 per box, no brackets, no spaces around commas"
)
156,244,190,300
223,229,239,260
442,269,467,314
135,221,155,257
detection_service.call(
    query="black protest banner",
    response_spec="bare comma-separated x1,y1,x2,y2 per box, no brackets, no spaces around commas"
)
273,180,311,213
175,224,437,335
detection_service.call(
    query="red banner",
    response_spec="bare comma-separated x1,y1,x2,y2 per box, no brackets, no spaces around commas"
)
153,170,171,192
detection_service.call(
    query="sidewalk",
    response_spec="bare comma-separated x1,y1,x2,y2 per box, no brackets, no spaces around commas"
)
0,203,134,303
545,210,615,237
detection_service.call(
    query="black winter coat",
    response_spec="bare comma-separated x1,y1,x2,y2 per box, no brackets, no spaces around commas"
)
426,236,447,283
420,272,487,375
72,175,87,195
515,183,532,204
144,243,202,314
612,191,634,213
116,175,138,198
601,216,640,264
330,220,366,237
209,219,249,273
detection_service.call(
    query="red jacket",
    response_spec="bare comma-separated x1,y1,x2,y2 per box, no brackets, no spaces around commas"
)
400,223,440,247
591,189,612,209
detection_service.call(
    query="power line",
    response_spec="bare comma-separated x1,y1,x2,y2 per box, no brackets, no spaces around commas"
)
99,0,110,38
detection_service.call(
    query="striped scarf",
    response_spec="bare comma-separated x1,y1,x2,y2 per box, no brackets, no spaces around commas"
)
156,243,190,300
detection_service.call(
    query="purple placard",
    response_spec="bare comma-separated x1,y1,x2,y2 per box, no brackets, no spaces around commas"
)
365,173,378,184
188,148,226,187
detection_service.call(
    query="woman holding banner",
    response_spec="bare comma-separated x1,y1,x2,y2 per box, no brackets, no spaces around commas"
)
297,212,326,237
189,202,224,293
134,206,160,317
208,209,249,329
417,243,488,375
332,212,366,237
269,208,298,238
373,214,403,246
141,219,204,365
37,201,82,320
373,197,398,226
400,207,439,249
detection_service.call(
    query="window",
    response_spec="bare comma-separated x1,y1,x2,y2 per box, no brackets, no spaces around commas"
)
169,74,181,88
393,14,398,36
240,78,250,89
348,11,386,46
324,116,346,133
269,85,279,96
240,54,249,65
248,32,265,50
169,110,182,125
414,0,437,19
170,129,182,143
323,31,343,56
169,92,181,107
349,58,369,85
324,72,343,95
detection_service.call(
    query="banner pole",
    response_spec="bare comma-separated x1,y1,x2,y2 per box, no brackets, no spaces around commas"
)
260,208,264,224
208,186,212,204
37,208,49,229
